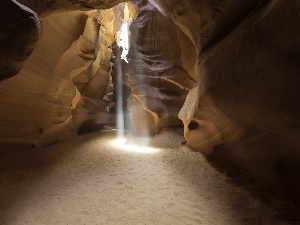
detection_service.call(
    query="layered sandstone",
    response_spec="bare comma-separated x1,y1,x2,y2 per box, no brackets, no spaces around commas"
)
0,2,138,148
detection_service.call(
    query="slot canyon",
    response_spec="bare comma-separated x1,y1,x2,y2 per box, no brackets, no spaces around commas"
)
0,0,300,224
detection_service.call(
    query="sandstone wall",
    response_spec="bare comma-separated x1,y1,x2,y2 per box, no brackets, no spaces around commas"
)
125,0,196,136
0,2,138,149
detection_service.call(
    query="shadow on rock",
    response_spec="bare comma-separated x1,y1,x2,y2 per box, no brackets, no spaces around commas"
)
207,144,300,222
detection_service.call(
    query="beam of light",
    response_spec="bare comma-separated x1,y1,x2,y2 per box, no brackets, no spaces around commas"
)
119,23,130,63
12,0,42,35
115,3,132,140
116,52,124,139
112,138,158,154
116,2,131,63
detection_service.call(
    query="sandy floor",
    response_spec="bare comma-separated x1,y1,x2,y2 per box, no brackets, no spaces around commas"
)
0,129,294,225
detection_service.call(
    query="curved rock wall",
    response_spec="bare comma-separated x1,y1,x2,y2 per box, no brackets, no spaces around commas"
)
0,11,86,148
125,0,196,136
171,0,300,200
0,0,129,81
120,0,300,203
0,2,138,149
174,0,300,161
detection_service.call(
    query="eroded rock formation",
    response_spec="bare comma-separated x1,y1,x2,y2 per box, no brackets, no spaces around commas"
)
0,0,300,212
174,0,300,181
0,2,138,148
125,0,196,136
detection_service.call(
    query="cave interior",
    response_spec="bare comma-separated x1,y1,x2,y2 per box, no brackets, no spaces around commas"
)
0,0,300,224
